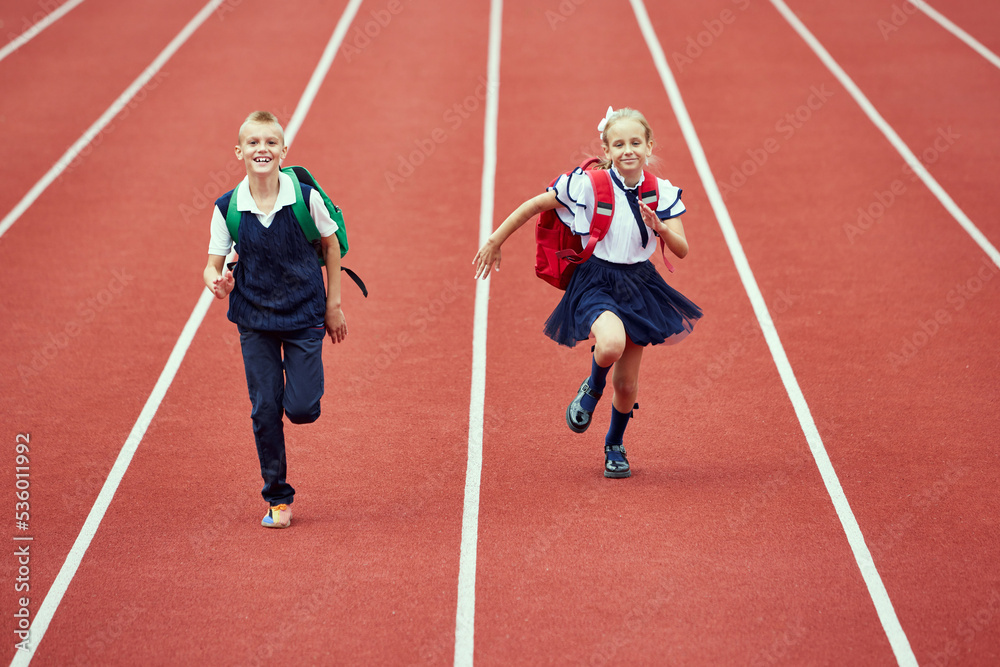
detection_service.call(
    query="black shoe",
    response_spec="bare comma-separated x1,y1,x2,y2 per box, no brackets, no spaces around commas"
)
566,378,602,433
604,444,631,478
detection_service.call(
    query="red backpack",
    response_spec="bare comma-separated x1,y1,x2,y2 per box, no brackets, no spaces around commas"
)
535,157,674,289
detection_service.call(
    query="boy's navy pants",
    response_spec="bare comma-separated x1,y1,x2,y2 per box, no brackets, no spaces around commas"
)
238,325,325,506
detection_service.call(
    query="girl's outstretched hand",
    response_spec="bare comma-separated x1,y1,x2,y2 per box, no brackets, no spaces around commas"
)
473,238,502,280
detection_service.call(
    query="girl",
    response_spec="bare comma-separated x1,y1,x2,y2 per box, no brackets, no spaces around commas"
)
473,107,702,478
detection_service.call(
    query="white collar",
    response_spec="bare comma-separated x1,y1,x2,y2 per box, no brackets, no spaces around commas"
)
235,170,297,213
610,165,645,191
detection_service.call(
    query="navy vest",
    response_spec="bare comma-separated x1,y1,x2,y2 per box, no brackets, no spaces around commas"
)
216,186,326,331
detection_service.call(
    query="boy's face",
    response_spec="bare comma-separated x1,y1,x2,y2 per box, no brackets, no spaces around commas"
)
235,121,287,177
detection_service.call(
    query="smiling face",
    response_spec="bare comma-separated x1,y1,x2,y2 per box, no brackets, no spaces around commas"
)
235,120,287,177
602,118,653,183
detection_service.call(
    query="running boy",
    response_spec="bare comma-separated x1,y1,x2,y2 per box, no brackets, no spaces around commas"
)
203,111,347,528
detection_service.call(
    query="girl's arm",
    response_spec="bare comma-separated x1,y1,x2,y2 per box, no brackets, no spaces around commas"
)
640,202,689,259
473,190,559,279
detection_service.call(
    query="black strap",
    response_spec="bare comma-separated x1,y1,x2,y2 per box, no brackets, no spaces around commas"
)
341,266,368,298
223,261,368,298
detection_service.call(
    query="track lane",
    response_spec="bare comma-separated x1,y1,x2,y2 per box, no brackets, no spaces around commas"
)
644,0,1000,663
472,0,900,663
779,0,1000,244
0,0,213,221
22,0,490,663
0,1,370,663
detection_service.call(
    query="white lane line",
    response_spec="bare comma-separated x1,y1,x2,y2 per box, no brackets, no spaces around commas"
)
8,1,365,663
628,1,918,666
0,0,226,241
0,0,86,64
454,0,502,664
768,0,1000,271
908,0,1000,71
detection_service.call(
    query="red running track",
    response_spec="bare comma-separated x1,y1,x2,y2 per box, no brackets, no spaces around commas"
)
1,0,998,665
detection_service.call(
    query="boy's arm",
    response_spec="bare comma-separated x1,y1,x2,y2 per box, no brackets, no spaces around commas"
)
473,190,559,279
204,254,234,299
322,234,347,344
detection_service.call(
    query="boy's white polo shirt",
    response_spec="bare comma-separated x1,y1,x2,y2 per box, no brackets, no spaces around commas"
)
207,171,339,256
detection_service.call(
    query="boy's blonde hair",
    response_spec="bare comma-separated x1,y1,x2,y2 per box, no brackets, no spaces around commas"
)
595,107,656,171
238,110,285,145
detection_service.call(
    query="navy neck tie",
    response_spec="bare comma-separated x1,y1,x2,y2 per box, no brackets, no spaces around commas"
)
609,170,649,249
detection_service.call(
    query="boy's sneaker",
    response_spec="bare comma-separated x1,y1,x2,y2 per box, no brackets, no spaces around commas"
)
604,444,631,478
261,503,292,528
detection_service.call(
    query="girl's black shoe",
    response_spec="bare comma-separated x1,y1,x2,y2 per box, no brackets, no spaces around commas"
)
604,444,631,478
566,378,602,433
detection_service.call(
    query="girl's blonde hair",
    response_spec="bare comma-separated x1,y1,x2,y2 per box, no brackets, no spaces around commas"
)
594,107,656,172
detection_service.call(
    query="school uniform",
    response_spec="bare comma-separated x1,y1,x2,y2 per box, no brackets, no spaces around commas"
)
544,165,703,347
209,171,338,506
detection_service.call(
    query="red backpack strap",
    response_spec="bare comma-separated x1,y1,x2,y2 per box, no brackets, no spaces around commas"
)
557,169,614,265
640,169,675,273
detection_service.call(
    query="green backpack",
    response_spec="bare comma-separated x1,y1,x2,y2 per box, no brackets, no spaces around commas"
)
225,165,367,296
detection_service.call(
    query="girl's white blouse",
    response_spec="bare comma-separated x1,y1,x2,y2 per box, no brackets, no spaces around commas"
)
547,165,685,264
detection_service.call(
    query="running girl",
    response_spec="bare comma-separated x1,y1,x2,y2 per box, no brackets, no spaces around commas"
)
473,107,702,478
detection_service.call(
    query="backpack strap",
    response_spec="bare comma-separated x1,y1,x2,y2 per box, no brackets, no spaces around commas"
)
283,165,349,259
282,166,367,297
225,185,242,245
555,168,615,265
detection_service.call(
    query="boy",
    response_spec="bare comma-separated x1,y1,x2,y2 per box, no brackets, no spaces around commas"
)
203,111,347,528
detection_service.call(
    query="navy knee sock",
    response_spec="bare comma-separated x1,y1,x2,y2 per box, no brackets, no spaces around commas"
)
581,356,611,412
605,405,632,446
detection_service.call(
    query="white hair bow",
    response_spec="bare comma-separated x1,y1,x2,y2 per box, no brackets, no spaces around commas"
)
597,106,614,136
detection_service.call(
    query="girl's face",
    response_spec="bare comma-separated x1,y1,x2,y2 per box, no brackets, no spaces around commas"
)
602,119,653,179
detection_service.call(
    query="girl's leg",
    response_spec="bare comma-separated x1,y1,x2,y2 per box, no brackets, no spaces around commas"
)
567,311,626,432
610,339,643,414
604,340,643,478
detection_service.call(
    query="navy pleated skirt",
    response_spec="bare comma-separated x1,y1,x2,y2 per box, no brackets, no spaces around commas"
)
543,257,703,348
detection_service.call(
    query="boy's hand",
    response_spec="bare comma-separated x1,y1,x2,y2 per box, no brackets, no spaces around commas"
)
325,307,347,344
473,239,501,280
212,270,234,299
